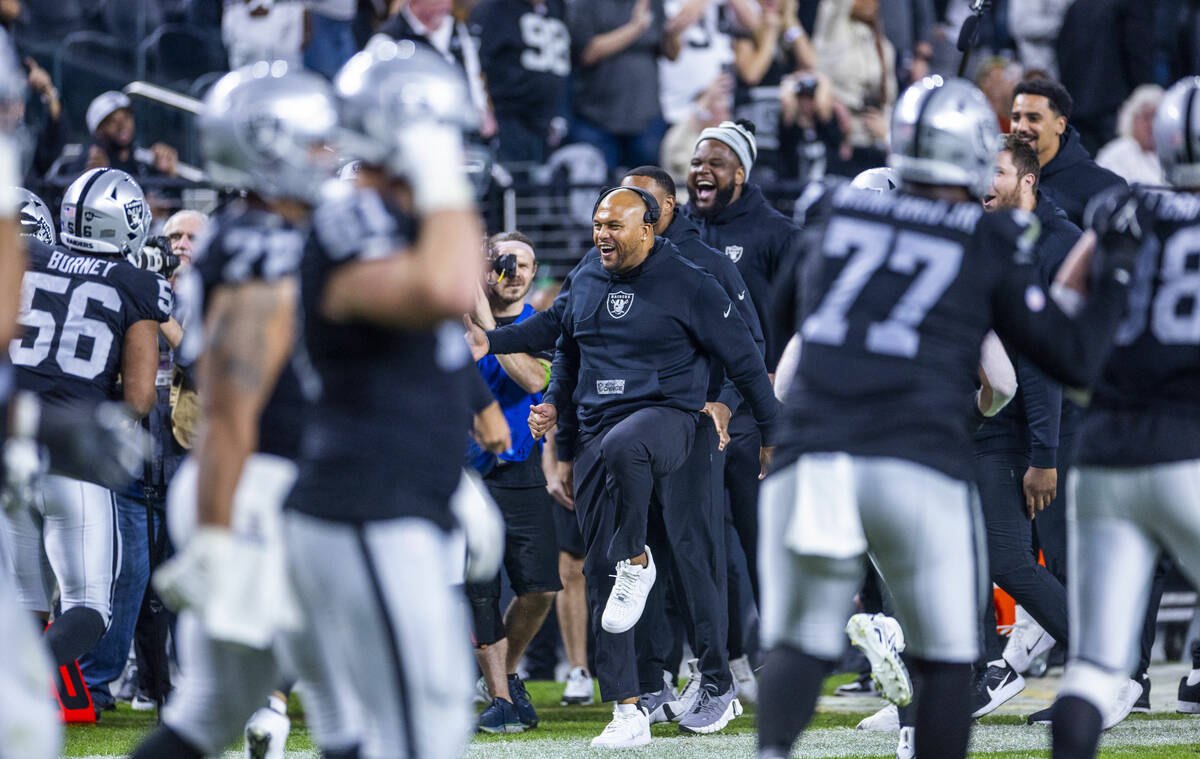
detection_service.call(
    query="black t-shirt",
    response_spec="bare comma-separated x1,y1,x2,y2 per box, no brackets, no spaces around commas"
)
12,239,171,407
470,0,570,121
286,185,472,526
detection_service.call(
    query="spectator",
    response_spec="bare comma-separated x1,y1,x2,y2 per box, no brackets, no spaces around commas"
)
22,56,66,183
469,0,571,166
380,0,495,136
567,0,678,173
222,0,306,71
658,0,758,128
812,0,895,176
777,69,841,180
1096,84,1165,186
162,208,207,271
1009,77,1127,227
67,92,179,180
975,56,1019,133
304,0,358,78
1055,0,1156,155
660,73,733,191
730,0,815,179
878,0,934,86
1007,0,1070,79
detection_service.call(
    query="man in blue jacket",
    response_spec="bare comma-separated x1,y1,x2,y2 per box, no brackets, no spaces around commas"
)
526,188,776,748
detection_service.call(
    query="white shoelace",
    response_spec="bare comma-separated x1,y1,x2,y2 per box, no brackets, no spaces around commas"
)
610,563,641,603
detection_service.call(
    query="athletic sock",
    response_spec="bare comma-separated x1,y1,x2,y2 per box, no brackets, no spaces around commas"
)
909,658,972,758
44,606,105,667
130,726,204,759
1050,695,1103,758
756,645,833,757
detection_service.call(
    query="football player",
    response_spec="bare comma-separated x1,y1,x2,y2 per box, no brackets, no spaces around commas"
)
131,63,361,759
756,76,1132,759
14,187,55,246
4,166,170,673
282,38,485,759
1048,76,1200,758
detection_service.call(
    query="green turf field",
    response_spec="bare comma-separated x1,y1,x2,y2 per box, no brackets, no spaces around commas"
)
65,673,1200,758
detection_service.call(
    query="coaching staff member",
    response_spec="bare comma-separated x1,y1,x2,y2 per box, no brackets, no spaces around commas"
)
526,187,776,748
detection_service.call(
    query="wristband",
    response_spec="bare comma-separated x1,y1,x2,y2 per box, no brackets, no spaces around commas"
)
396,123,475,213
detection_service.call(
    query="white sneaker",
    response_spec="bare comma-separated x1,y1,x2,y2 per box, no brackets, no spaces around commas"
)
1103,678,1142,729
896,725,915,759
601,546,657,634
590,704,651,748
673,658,702,721
857,703,899,731
561,666,595,705
244,705,290,759
730,655,758,703
846,613,912,706
1003,606,1056,674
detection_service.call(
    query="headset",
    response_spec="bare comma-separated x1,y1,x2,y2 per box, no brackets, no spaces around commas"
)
591,185,661,226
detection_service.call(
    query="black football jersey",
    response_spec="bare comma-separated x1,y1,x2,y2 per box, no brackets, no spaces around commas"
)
184,202,312,461
775,182,1123,481
1078,186,1200,466
286,185,472,526
11,240,171,407
470,0,569,119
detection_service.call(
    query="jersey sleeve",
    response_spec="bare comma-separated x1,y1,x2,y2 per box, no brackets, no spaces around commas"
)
312,185,407,265
121,268,173,324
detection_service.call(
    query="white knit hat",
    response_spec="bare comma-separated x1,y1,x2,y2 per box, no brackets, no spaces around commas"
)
86,91,132,135
695,120,758,179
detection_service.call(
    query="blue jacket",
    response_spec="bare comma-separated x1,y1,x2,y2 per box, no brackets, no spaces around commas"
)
1039,126,1127,228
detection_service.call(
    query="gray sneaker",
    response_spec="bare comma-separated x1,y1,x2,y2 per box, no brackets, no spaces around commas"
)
677,683,743,734
638,684,682,724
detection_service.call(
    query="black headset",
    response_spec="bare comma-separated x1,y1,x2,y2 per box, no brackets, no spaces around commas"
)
591,185,661,226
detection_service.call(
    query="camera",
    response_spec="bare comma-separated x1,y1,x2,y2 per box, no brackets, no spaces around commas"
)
127,235,183,277
491,252,517,281
795,74,818,97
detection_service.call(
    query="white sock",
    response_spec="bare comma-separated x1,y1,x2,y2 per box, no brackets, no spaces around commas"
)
1187,669,1200,687
268,695,288,715
615,702,638,715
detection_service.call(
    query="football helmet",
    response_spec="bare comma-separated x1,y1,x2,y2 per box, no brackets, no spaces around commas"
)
1153,76,1200,188
59,167,151,258
333,35,481,176
851,167,900,194
889,76,999,199
15,187,55,246
199,60,340,204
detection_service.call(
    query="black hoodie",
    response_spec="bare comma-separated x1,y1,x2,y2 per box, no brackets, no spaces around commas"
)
684,183,802,368
1039,126,1127,228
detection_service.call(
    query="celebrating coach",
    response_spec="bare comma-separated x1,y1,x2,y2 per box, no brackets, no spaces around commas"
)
527,187,777,749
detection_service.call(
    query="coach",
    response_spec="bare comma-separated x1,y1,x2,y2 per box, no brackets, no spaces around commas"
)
527,188,776,748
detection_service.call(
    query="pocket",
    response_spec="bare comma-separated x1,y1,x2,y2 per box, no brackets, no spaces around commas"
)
576,367,663,407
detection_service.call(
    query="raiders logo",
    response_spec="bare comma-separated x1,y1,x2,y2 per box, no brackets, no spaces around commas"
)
123,198,145,231
725,245,743,263
607,290,634,319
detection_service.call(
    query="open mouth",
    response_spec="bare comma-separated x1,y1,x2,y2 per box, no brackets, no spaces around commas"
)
982,193,996,207
694,179,717,204
598,241,616,259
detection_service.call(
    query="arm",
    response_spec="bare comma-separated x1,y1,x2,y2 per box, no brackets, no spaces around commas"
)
579,0,653,66
0,216,22,345
486,268,575,355
195,279,296,527
158,316,183,352
121,319,161,417
733,21,781,85
665,0,711,35
1019,356,1062,470
544,331,581,460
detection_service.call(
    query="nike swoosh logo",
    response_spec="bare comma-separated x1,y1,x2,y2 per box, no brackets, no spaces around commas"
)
1024,632,1046,656
723,303,732,318
737,291,746,300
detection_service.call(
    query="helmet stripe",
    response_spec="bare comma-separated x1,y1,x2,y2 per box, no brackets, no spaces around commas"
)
1185,84,1198,168
911,85,939,170
73,168,110,238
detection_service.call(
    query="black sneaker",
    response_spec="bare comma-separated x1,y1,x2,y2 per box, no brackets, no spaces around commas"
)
508,673,539,728
477,697,525,733
1132,673,1151,713
1027,705,1053,725
1178,669,1200,713
833,671,879,697
971,660,1026,718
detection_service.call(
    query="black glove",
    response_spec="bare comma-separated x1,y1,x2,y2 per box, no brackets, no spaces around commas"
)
127,236,183,277
37,398,148,489
1086,188,1144,283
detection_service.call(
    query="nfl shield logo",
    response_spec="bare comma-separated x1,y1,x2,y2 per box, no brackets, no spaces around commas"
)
123,199,145,231
607,290,634,319
725,245,743,263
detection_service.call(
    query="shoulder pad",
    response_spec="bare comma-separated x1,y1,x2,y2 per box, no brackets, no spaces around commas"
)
793,178,842,228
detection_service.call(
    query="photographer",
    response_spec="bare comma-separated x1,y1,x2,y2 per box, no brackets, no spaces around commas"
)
464,232,562,734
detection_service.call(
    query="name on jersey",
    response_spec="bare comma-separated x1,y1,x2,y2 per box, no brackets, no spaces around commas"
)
834,183,982,233
46,250,119,278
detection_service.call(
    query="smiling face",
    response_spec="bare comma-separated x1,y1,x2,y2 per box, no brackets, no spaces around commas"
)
687,139,743,218
488,240,537,306
97,107,135,149
593,190,653,273
982,150,1024,212
1010,93,1065,166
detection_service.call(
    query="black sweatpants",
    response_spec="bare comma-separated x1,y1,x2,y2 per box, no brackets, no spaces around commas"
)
636,420,731,693
575,407,696,702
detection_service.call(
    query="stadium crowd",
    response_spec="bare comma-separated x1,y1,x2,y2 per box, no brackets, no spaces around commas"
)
2,1,1200,759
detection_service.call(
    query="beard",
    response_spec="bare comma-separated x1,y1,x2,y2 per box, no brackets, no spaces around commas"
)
693,182,737,218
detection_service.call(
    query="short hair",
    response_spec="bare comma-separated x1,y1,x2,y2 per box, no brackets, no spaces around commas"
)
1000,133,1040,193
488,231,536,258
1012,78,1073,120
164,209,208,231
623,165,676,198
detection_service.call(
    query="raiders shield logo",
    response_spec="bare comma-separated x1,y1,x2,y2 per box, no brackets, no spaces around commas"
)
725,245,743,263
123,198,145,231
607,290,634,319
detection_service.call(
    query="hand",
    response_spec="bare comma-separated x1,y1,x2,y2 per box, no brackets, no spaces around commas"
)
700,401,732,451
473,401,511,453
37,398,147,489
85,144,110,170
759,446,774,480
548,460,575,510
631,0,652,30
1022,466,1057,519
861,108,888,141
152,526,237,612
151,142,178,176
463,315,489,362
528,402,557,439
25,58,60,119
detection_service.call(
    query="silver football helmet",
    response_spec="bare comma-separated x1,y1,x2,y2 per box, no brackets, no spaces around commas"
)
199,60,340,204
889,76,999,199
851,167,900,193
334,35,481,176
60,168,151,257
15,187,55,245
1154,76,1200,188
